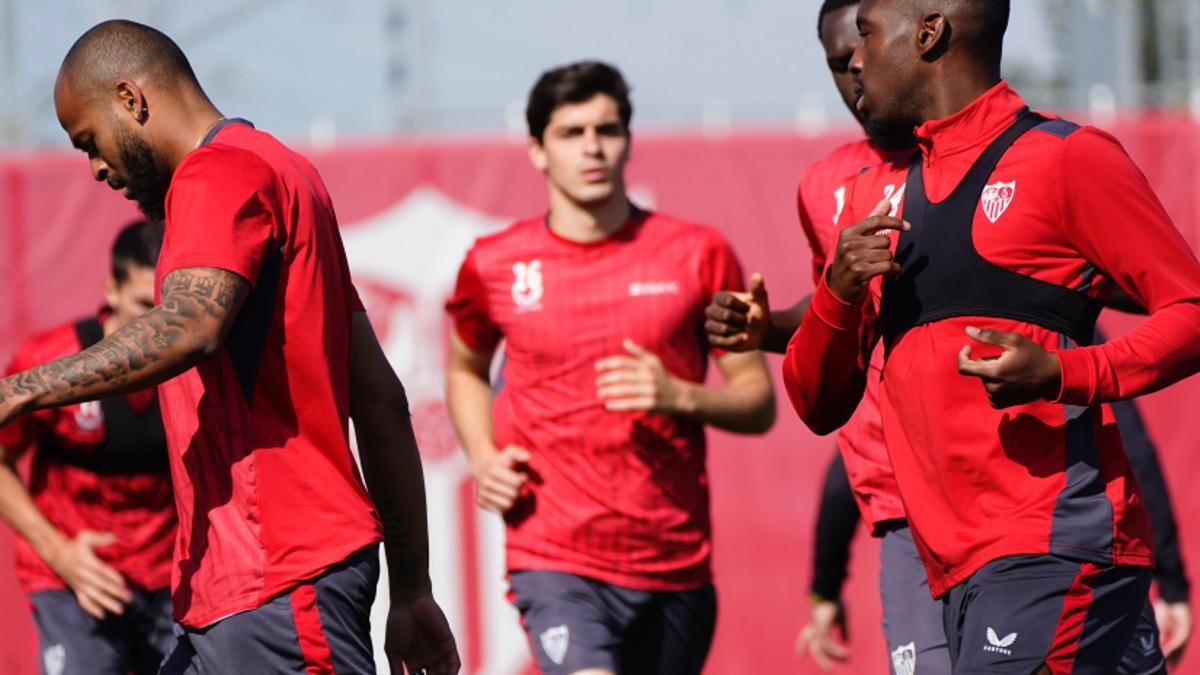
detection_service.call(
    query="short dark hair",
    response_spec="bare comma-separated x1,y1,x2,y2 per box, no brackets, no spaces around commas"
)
525,61,632,142
975,0,1011,54
111,220,163,283
818,0,860,37
61,20,199,98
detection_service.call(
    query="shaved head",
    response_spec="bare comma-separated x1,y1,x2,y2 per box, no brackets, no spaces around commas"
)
59,19,198,101
55,20,221,223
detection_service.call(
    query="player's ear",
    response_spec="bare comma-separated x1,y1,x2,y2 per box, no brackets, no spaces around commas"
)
527,135,548,173
103,275,120,307
114,79,148,124
917,12,950,61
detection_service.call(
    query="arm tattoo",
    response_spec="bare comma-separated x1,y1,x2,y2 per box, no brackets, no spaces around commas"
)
0,268,249,409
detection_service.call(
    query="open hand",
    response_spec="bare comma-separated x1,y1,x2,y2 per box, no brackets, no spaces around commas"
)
595,339,689,415
1154,599,1193,666
795,599,850,671
705,274,771,351
956,327,1062,409
384,593,461,675
47,530,131,619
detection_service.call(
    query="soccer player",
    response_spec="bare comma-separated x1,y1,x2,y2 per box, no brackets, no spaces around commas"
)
783,0,1200,672
0,220,174,675
445,61,775,675
0,20,458,675
707,2,945,672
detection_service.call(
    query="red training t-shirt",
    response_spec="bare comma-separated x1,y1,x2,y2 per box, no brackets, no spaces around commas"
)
797,139,910,531
784,82,1200,597
155,120,381,627
447,210,744,590
0,315,175,596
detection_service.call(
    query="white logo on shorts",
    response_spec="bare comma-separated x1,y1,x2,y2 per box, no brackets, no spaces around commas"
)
43,644,66,675
1140,634,1158,655
891,642,917,675
540,624,569,666
984,627,1019,656
980,180,1016,223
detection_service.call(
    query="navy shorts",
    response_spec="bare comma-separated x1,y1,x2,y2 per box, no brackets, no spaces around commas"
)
30,587,174,675
942,554,1162,674
508,570,716,675
878,523,952,675
159,545,379,675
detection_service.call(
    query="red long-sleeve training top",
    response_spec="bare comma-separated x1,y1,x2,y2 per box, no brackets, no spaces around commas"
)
783,82,1200,597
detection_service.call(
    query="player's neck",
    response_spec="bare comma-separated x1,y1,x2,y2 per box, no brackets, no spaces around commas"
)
920,68,1001,126
162,97,226,170
546,189,631,244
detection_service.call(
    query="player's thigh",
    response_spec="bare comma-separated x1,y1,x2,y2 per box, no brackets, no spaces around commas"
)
30,589,127,675
1116,598,1166,675
622,583,716,675
127,588,175,675
949,555,1150,675
878,524,952,675
508,570,636,675
179,547,379,675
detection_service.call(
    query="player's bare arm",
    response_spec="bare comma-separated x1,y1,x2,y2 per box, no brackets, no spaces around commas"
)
595,339,775,434
445,333,529,514
347,311,460,675
705,274,813,354
0,267,248,426
0,443,131,620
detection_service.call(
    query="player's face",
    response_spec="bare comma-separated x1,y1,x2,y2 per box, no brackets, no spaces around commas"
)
104,264,156,330
529,94,629,207
851,0,925,144
820,3,865,125
55,78,173,221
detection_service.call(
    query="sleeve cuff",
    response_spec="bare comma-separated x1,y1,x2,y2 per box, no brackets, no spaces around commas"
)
810,274,865,333
1053,346,1097,405
1156,575,1191,604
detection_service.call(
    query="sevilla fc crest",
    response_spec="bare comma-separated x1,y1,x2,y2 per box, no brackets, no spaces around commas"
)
980,180,1016,223
891,642,916,675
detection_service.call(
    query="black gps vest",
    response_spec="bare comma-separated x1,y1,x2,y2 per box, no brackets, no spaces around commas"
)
879,109,1102,350
38,318,170,475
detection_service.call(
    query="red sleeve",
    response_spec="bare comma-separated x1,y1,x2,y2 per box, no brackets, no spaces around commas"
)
445,247,501,353
0,344,47,455
698,231,746,297
1052,128,1200,404
697,231,747,358
159,148,283,286
797,176,828,288
782,190,880,435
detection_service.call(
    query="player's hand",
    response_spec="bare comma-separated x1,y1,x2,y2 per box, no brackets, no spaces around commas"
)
827,198,909,303
384,592,461,675
795,599,850,671
706,273,771,351
595,339,690,415
471,445,530,514
956,327,1062,409
46,530,131,620
1154,599,1193,666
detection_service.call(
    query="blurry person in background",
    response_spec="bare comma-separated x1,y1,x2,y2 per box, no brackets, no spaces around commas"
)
0,220,175,675
445,60,775,675
0,19,458,675
707,1,939,672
